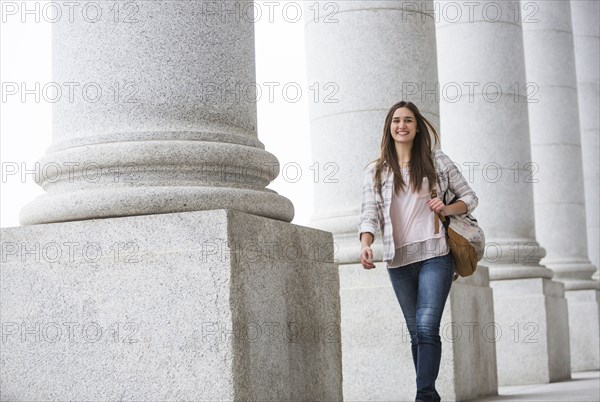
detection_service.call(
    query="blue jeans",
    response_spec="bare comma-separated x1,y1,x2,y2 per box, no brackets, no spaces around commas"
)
387,253,455,402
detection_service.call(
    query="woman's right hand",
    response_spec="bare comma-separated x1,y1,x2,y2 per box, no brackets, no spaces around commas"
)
360,246,376,269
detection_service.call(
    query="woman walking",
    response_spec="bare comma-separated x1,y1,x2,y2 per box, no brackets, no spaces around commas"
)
358,101,478,402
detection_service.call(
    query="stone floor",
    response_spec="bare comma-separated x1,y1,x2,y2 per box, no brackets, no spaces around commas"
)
468,371,600,402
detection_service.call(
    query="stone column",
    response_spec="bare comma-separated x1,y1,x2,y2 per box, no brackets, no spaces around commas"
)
521,0,599,372
306,2,440,259
1,1,342,399
435,0,571,385
571,0,600,279
305,1,497,400
19,0,293,225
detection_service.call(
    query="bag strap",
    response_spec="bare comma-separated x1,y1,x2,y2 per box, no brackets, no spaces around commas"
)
431,170,460,281
431,189,444,233
431,189,450,231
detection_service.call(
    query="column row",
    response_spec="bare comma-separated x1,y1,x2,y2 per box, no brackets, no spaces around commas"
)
304,0,599,398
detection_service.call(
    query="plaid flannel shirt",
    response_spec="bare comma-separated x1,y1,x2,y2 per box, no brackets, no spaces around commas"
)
358,149,479,262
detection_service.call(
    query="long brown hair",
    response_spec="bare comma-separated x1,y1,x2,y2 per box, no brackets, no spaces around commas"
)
373,101,440,195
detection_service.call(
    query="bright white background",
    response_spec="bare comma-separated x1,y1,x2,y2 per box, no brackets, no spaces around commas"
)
0,0,314,228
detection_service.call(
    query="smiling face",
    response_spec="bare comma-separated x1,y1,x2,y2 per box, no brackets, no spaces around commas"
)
390,107,418,145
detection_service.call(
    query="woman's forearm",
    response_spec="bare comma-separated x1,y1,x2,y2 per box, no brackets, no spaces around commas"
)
360,232,374,248
444,200,468,216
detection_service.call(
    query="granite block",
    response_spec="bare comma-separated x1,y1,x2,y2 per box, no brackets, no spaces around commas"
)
1,209,342,400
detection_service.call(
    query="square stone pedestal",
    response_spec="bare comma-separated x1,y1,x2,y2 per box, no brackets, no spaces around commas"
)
565,289,600,371
0,210,342,400
490,277,571,386
339,263,497,401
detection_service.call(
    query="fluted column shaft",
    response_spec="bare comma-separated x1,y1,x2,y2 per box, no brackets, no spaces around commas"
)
20,0,293,225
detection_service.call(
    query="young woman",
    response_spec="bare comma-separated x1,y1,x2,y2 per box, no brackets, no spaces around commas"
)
358,101,478,402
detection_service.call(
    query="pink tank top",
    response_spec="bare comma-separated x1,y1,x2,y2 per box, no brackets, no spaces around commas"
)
388,168,449,268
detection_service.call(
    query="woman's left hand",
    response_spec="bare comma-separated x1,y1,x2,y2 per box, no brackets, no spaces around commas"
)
427,197,446,216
